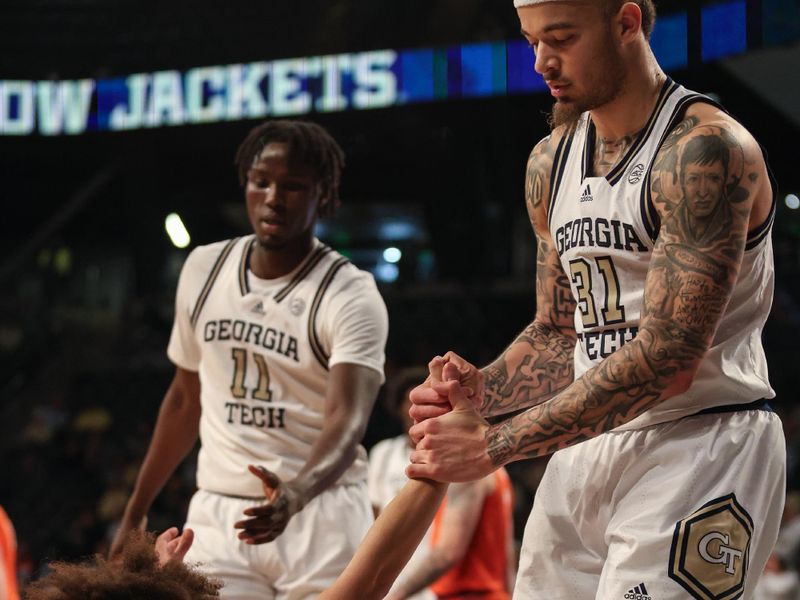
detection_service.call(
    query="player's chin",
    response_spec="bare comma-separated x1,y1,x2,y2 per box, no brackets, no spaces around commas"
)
254,234,286,250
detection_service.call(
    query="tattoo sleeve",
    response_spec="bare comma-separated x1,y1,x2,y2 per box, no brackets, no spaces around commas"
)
485,116,759,464
480,136,577,418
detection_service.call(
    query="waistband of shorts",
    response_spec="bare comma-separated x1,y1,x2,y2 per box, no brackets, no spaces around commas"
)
200,479,366,501
201,489,266,501
691,398,772,417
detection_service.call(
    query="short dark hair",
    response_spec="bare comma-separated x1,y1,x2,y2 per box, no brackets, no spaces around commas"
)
25,531,221,599
234,120,346,217
679,135,730,183
604,0,657,40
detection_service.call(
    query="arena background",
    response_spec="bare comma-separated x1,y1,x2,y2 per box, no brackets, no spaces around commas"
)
1,0,799,585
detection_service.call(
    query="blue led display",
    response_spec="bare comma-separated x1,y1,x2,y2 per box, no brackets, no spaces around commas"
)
702,1,747,62
1,1,795,136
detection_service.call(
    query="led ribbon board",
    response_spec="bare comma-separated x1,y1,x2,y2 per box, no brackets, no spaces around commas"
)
0,1,786,137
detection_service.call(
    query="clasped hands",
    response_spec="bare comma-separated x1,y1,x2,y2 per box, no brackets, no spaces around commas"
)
234,352,496,545
405,352,497,483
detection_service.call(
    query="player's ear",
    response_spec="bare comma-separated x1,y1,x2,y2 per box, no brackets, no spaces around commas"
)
317,196,330,216
618,2,643,43
314,180,331,216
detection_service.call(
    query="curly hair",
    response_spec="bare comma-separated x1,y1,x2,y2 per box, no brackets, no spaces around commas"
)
234,119,346,218
24,531,221,600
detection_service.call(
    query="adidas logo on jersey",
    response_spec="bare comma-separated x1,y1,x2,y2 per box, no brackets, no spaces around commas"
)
252,301,265,315
623,583,651,600
580,184,593,203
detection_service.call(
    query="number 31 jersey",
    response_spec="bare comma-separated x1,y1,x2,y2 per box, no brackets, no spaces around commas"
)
168,236,389,497
547,79,775,430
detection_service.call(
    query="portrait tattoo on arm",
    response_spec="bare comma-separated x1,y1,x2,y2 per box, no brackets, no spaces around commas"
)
483,115,757,465
480,136,577,419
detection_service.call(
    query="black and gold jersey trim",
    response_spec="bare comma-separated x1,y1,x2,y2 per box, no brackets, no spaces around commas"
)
604,77,680,186
547,125,577,230
190,237,240,329
237,237,256,295
745,150,777,251
273,244,333,303
308,257,350,369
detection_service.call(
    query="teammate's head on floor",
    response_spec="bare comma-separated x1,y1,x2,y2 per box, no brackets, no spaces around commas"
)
25,530,221,600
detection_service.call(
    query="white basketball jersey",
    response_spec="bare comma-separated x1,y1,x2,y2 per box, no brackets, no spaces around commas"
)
548,79,776,430
168,236,388,497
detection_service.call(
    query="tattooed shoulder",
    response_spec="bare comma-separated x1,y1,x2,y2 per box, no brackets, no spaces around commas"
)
650,113,758,223
525,135,557,216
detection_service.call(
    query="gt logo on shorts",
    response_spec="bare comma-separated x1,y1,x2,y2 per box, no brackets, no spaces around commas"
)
698,532,743,574
668,493,752,600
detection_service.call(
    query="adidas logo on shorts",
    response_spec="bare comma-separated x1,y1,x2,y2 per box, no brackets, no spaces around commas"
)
623,583,651,600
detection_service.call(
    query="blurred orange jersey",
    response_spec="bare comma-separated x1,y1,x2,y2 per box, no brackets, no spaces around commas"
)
0,506,19,600
430,469,513,600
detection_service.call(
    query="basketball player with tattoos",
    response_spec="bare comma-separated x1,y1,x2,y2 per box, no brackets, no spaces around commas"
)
408,1,784,598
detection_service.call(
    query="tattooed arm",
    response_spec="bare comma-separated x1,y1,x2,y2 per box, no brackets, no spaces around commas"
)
480,132,577,418
409,132,576,423
408,109,770,480
481,132,577,417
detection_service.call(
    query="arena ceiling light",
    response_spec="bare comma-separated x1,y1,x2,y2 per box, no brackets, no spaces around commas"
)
383,247,402,263
165,212,191,248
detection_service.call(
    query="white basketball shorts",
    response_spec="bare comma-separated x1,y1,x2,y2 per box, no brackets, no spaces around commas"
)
184,481,372,600
514,408,786,600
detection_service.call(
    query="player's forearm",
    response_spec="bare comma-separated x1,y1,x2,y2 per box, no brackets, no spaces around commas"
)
485,322,703,464
290,409,368,507
127,395,200,515
320,479,448,600
392,551,456,598
479,320,575,418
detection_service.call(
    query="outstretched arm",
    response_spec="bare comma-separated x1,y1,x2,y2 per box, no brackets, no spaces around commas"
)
385,480,488,599
409,111,766,481
321,364,464,599
320,479,448,600
110,367,201,558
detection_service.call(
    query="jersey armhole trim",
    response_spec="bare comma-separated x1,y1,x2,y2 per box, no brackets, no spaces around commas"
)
190,237,240,329
308,257,351,369
744,146,777,251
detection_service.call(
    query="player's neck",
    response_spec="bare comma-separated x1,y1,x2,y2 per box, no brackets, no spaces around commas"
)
590,63,665,143
249,235,315,280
